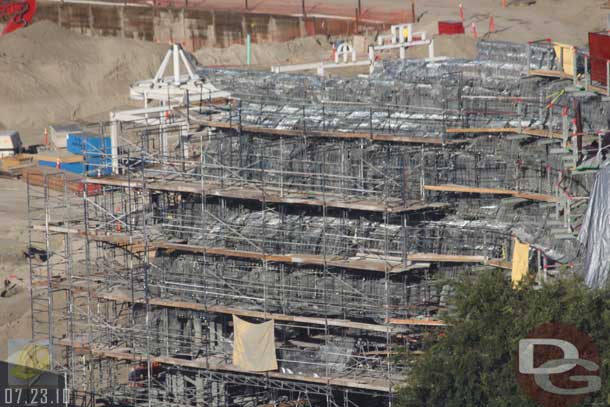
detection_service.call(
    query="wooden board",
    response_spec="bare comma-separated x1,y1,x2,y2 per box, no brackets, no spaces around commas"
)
56,340,393,392
387,318,446,327
446,127,563,140
528,69,573,79
22,167,87,194
0,154,35,176
197,119,468,145
587,84,609,96
98,292,405,333
38,225,511,273
39,224,511,276
424,184,558,203
85,176,449,214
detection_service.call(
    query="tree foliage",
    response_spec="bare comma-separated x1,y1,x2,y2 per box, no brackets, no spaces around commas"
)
398,270,610,407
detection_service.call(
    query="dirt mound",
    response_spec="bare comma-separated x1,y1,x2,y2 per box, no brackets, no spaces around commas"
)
404,34,477,60
194,35,333,67
0,21,167,143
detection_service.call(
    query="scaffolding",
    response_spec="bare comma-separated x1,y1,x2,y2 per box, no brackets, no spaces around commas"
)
25,40,607,407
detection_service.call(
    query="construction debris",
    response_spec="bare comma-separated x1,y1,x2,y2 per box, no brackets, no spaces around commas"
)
1,275,23,298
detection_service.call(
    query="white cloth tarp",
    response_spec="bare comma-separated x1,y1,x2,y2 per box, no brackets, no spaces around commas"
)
578,166,610,288
232,316,278,372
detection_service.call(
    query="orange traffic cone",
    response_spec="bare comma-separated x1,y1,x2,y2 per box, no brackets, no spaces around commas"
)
489,16,496,33
459,3,464,21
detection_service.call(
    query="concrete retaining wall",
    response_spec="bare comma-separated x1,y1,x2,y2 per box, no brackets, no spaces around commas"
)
34,1,407,51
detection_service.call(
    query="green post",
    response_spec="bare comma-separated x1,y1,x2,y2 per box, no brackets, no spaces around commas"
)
246,33,251,66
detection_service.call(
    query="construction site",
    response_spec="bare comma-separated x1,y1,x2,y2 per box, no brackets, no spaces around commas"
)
1,0,610,406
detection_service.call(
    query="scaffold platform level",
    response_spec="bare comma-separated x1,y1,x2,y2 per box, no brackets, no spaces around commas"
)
85,176,450,213
424,184,558,203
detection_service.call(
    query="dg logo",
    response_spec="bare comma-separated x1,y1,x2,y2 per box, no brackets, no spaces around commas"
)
517,323,601,407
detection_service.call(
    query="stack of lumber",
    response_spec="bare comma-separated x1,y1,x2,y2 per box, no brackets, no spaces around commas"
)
21,166,100,195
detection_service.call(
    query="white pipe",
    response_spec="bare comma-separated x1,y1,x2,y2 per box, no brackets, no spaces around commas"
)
109,114,119,174
154,50,172,83
179,48,198,80
173,44,180,84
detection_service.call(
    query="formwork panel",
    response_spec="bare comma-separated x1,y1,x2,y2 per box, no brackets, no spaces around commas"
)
589,32,610,85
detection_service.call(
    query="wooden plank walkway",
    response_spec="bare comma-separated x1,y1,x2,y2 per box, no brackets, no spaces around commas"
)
85,176,449,214
37,225,512,273
197,119,468,145
424,184,558,203
446,127,563,140
528,69,573,80
97,292,446,331
56,339,394,392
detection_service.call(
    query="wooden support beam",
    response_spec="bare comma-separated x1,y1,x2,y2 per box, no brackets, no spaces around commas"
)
446,127,563,140
97,292,421,332
487,258,512,270
56,340,393,392
528,69,573,80
85,176,449,214
197,119,468,145
587,84,609,96
35,224,510,275
387,318,446,327
424,184,558,203
407,253,485,263
37,225,511,273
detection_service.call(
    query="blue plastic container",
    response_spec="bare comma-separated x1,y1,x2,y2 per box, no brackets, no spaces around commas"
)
67,132,111,156
66,132,112,176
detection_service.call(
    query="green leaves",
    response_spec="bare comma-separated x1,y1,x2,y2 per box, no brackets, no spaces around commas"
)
398,270,610,407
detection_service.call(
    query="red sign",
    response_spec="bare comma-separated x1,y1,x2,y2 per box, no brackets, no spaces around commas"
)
0,0,36,35
438,21,465,35
589,32,610,85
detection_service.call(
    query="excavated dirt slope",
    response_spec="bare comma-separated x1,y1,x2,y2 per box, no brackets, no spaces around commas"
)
0,21,168,144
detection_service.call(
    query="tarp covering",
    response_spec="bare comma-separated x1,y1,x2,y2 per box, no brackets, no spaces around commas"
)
578,166,610,288
232,316,278,372
511,239,529,286
553,42,575,76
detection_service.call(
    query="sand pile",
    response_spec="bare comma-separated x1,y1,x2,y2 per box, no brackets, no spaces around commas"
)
404,34,477,60
194,35,333,67
412,0,605,47
0,21,168,143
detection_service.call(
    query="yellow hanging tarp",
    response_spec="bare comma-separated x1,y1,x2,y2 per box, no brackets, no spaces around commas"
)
232,315,278,372
511,239,530,286
553,42,575,76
